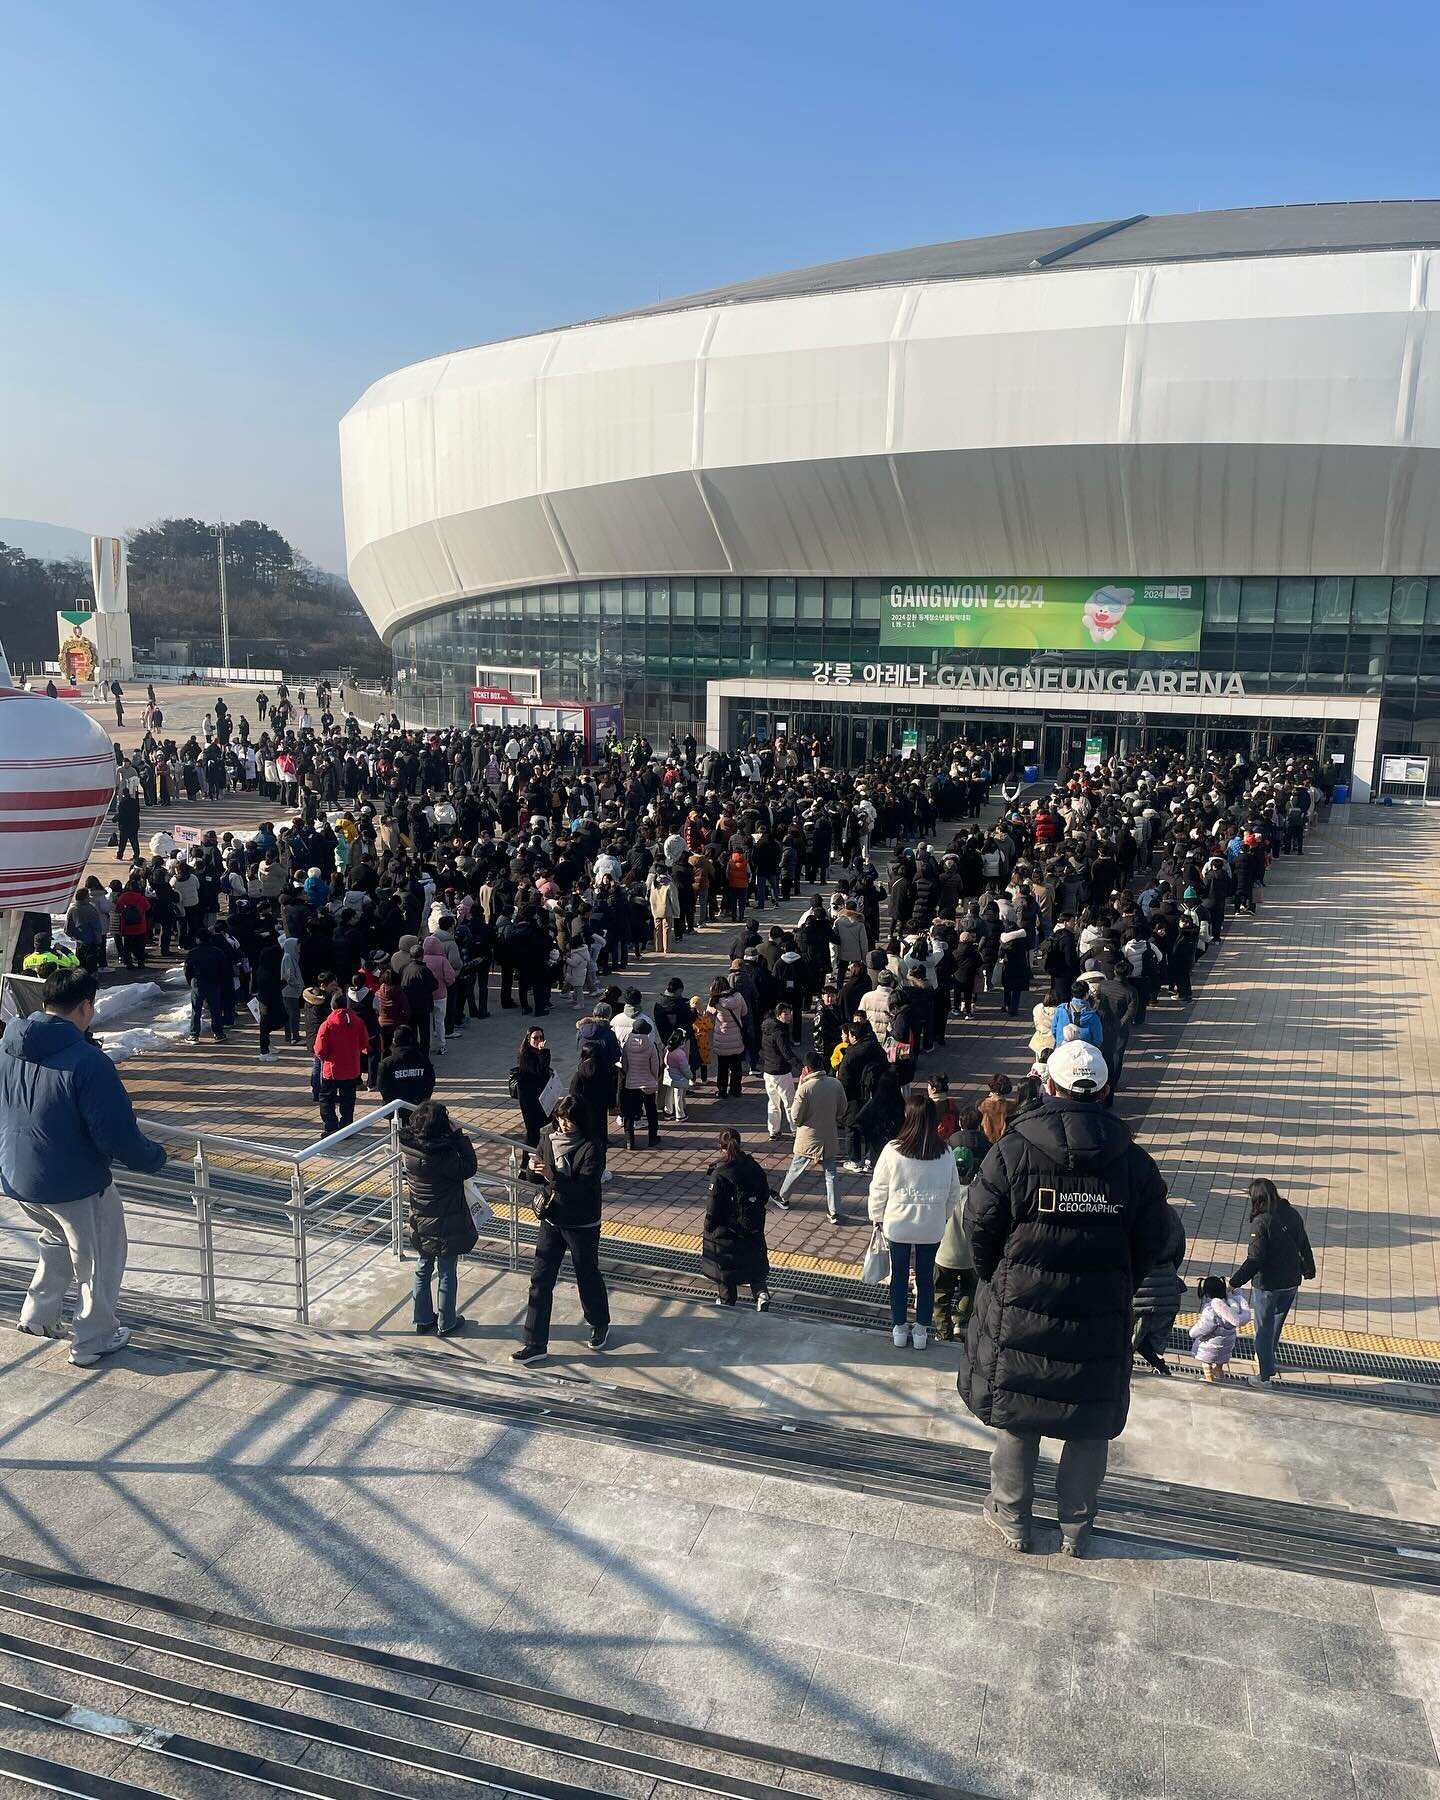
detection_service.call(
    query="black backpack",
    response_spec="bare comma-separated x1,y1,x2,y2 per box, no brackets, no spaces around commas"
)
120,900,143,929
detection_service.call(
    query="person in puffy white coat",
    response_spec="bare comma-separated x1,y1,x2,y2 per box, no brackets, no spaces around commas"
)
867,1087,962,1350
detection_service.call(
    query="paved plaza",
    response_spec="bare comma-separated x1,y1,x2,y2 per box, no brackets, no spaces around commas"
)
67,721,1440,1343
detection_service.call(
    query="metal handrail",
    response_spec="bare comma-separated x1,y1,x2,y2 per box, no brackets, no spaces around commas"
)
109,1102,531,1326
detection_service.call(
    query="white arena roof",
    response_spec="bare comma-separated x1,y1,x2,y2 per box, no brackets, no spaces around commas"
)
340,202,1440,642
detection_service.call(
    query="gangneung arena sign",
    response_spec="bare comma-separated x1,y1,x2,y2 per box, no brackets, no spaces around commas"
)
879,581,1203,653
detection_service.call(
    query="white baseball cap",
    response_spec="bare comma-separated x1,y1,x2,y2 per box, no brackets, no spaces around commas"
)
1047,1040,1109,1096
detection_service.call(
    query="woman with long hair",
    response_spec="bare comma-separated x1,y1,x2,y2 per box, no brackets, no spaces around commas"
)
702,1129,771,1309
867,1085,961,1349
1230,1178,1315,1384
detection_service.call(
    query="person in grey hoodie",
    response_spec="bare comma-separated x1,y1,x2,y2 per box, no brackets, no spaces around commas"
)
279,934,305,1045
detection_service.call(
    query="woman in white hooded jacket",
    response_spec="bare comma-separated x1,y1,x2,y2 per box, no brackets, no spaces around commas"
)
867,1087,962,1351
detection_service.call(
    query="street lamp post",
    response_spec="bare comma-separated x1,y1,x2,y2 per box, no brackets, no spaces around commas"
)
212,523,231,679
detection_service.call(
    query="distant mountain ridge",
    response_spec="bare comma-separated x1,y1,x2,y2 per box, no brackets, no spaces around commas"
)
0,518,93,563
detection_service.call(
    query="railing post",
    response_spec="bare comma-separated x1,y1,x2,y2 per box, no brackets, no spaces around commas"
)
389,1109,405,1259
291,1164,310,1324
507,1143,520,1273
193,1141,216,1322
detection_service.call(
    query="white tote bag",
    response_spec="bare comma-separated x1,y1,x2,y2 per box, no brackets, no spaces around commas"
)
862,1227,890,1286
538,1072,565,1117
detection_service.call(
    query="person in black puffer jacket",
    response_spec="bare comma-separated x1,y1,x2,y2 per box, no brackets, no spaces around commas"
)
959,1038,1170,1557
513,1097,611,1364
703,1129,771,1308
1131,1203,1187,1374
399,1101,478,1339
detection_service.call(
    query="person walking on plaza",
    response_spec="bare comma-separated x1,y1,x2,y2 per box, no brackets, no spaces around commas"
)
868,1085,962,1349
313,991,370,1136
759,1000,800,1141
774,1055,847,1222
958,1038,1171,1556
619,1016,661,1150
183,928,230,1044
115,785,141,864
1229,1177,1314,1385
513,1024,553,1175
513,1095,611,1363
703,1128,771,1309
400,1099,478,1338
0,968,165,1366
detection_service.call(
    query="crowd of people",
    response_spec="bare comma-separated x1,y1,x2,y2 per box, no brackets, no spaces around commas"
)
31,696,1328,1543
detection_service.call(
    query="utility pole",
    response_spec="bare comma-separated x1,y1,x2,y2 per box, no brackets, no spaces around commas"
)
213,522,231,676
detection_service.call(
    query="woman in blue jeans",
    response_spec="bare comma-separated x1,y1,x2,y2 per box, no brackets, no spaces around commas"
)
1229,1178,1315,1384
398,1100,479,1339
867,1086,962,1350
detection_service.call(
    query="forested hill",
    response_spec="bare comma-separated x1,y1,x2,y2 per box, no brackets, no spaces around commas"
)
0,517,386,673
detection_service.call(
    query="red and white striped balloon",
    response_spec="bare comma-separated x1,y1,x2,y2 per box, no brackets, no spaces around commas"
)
0,693,116,912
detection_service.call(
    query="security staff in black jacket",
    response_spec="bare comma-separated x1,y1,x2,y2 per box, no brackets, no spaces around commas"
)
959,1037,1170,1556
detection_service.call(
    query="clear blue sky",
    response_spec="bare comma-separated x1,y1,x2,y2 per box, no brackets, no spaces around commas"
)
3,0,1437,574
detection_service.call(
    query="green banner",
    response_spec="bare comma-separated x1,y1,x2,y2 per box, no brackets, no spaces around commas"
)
878,580,1201,652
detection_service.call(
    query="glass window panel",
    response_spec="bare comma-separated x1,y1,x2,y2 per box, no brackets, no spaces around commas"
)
799,586,824,621
648,580,671,617
723,586,741,620
1307,633,1346,674
1239,579,1277,625
1392,578,1426,627
1235,632,1274,674
1388,637,1421,675
581,584,602,616
1269,633,1307,674
561,588,580,616
673,580,695,617
541,589,560,616
744,579,769,619
699,580,721,618
1205,579,1241,624
855,579,885,621
1276,579,1314,625
827,584,853,620
1353,577,1391,625
1426,580,1440,625
1420,638,1440,678
1313,577,1352,624
771,578,795,620
623,580,646,616
602,583,622,617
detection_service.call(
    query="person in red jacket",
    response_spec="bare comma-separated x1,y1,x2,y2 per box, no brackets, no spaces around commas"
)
114,882,150,970
313,993,371,1136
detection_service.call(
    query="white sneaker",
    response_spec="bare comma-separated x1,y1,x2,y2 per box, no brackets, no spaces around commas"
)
840,1160,864,1174
70,1325,130,1369
911,1326,929,1350
892,1324,910,1348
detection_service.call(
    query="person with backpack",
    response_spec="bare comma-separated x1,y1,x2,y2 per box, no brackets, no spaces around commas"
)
703,1128,772,1309
1048,986,1103,1053
113,879,150,969
724,847,751,922
1229,1178,1315,1385
399,1099,478,1339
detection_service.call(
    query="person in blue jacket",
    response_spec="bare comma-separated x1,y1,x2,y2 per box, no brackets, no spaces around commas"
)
1048,989,1104,1052
0,967,166,1366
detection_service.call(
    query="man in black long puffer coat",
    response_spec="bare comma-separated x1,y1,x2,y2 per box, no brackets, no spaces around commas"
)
958,1038,1171,1557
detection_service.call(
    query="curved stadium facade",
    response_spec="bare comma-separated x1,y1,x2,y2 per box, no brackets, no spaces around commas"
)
340,201,1440,799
